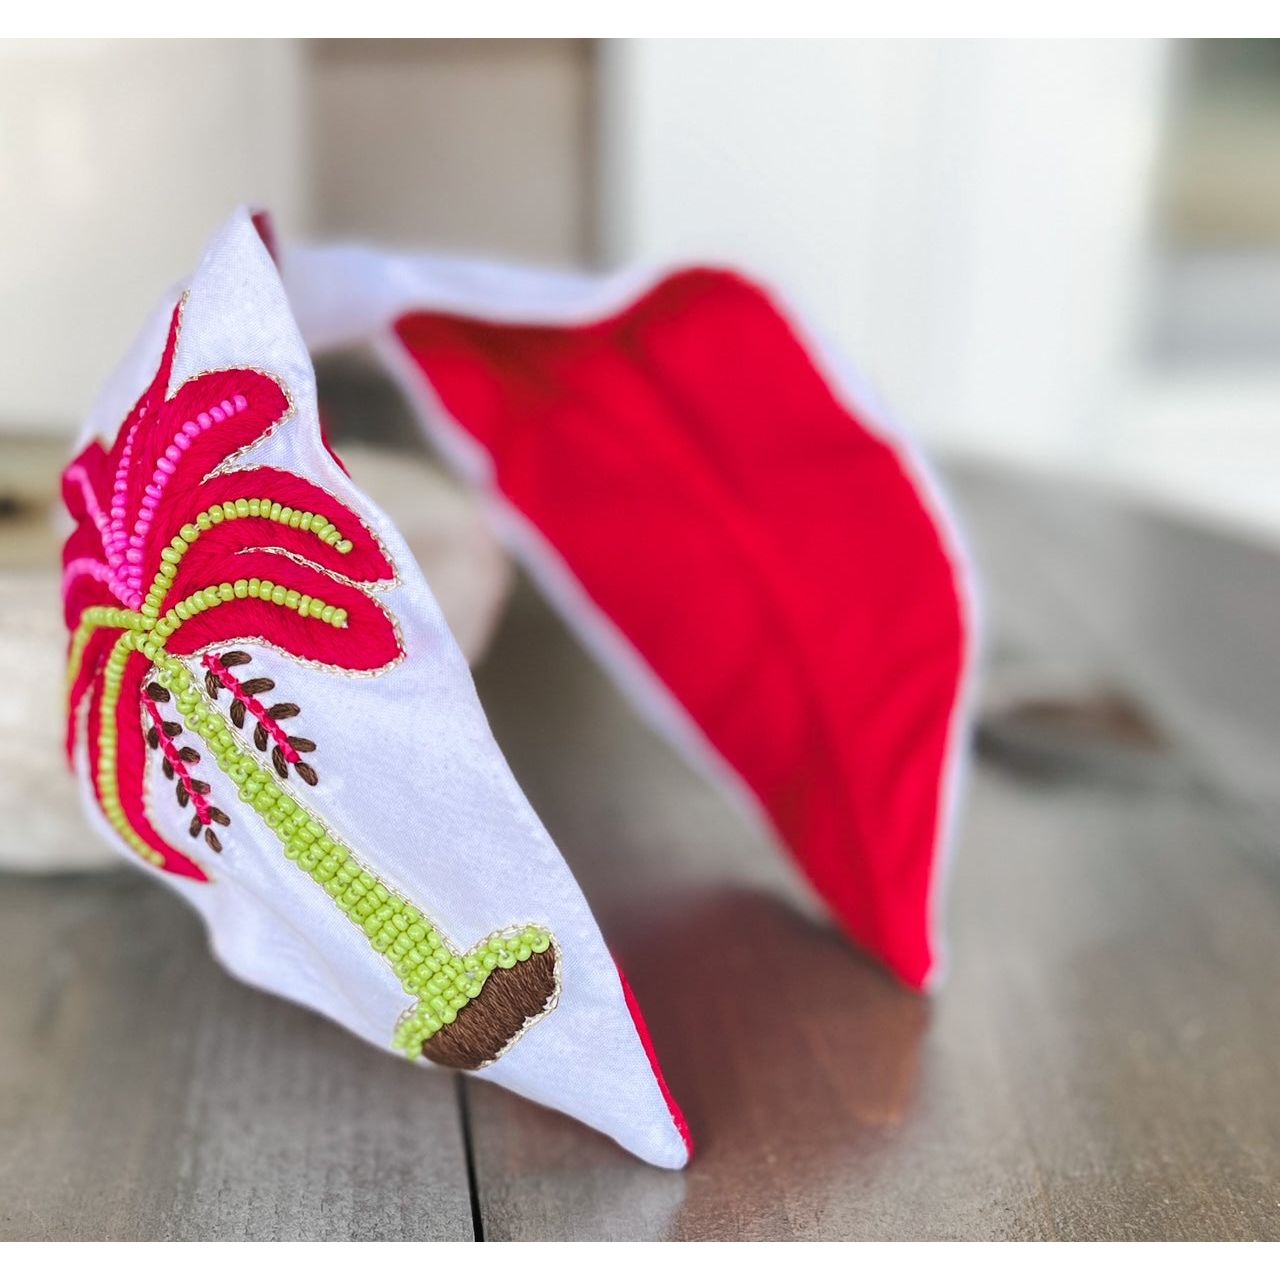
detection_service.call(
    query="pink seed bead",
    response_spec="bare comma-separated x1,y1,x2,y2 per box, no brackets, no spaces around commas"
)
183,421,200,437
164,444,182,462
209,407,225,424
156,457,175,475
125,549,143,564
197,413,212,429
175,432,193,450
220,399,234,415
234,395,248,412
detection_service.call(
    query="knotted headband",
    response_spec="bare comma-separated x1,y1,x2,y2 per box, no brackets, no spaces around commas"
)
62,209,975,1169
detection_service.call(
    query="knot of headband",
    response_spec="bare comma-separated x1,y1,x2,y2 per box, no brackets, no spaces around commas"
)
61,209,975,1168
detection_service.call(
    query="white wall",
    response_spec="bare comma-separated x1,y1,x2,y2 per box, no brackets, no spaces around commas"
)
0,39,594,437
599,39,1168,462
0,39,305,431
599,40,1280,541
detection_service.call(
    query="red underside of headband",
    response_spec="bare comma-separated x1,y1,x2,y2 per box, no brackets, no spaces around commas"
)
394,268,967,991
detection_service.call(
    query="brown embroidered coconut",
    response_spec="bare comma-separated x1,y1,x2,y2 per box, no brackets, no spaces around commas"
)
419,943,559,1070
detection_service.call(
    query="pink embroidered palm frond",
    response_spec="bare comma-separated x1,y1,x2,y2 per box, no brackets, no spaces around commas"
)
62,297,403,879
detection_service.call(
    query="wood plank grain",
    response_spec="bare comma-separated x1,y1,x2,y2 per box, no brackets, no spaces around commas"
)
8,463,1280,1239
460,472,1280,1240
950,463,1280,816
0,871,474,1241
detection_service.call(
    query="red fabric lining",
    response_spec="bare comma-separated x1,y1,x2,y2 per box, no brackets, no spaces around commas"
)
616,963,693,1159
394,268,966,990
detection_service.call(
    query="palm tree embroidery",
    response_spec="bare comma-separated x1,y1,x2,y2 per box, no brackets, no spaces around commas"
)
62,297,558,1069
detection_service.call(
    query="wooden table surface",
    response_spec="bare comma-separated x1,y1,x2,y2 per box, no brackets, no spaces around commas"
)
3,462,1279,1241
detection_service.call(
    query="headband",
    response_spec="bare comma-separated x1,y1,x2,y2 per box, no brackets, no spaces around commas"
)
61,209,975,1169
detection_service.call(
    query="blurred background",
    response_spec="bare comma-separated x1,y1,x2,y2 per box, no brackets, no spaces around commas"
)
5,39,1280,1238
2,38,1278,537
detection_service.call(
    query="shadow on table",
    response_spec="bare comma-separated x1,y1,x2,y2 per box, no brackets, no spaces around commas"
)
469,885,929,1239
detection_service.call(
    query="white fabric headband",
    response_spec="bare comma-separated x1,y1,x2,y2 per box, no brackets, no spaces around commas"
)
62,209,975,1168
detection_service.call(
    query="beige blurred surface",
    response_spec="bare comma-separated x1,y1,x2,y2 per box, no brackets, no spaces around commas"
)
309,39,593,263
